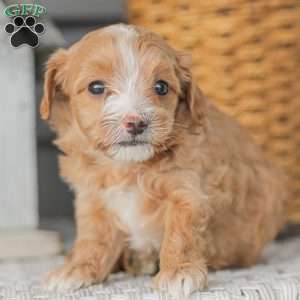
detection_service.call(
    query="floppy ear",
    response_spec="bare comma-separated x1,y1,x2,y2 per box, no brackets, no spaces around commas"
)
40,49,68,120
175,51,207,123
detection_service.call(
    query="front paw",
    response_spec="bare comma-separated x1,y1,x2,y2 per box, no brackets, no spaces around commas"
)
44,262,104,292
154,266,207,299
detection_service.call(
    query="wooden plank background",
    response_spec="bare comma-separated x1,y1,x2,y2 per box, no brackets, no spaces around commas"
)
0,2,38,229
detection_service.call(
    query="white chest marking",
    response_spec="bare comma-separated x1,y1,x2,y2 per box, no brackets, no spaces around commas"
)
100,185,160,250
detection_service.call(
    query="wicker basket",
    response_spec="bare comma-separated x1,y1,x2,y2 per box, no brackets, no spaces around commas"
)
128,0,300,222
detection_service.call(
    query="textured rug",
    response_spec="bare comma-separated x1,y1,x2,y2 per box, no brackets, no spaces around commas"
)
1,237,300,300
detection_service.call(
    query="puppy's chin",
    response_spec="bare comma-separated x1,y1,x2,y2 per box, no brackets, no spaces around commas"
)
108,143,155,162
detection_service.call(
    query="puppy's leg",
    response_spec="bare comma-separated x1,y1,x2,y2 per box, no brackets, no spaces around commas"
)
154,195,209,299
45,196,125,291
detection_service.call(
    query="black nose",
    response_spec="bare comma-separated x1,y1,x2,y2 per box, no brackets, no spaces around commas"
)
125,120,148,136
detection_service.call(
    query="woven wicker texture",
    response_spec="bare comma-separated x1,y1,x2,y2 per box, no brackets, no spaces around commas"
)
1,237,300,300
128,0,300,222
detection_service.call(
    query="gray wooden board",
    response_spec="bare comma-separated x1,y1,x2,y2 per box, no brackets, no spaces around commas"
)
0,1,38,229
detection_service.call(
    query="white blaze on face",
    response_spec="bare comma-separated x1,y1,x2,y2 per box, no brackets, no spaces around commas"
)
102,25,155,162
103,25,151,118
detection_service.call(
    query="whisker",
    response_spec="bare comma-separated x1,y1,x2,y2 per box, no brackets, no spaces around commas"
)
110,128,123,145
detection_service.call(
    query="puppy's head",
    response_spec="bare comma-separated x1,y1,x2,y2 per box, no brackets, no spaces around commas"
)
41,24,205,162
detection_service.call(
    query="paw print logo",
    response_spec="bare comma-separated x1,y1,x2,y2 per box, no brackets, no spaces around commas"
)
5,16,45,48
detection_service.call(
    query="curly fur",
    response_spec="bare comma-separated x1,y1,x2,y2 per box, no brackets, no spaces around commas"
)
41,24,287,298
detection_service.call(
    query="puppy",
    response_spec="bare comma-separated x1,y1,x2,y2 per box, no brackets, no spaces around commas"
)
41,24,287,298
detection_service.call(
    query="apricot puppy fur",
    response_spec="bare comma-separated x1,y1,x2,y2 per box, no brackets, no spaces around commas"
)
41,24,287,297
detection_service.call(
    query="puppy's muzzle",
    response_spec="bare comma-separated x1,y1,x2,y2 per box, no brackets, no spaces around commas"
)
122,114,148,136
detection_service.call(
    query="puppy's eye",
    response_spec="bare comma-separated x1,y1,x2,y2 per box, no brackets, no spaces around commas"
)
88,81,105,95
154,80,169,96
